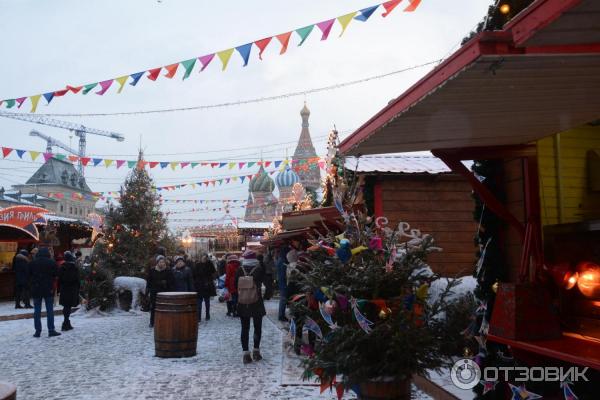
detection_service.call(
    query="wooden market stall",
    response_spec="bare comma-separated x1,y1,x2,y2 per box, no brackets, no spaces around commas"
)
340,0,600,371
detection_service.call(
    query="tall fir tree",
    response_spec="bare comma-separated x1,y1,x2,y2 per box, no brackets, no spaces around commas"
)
98,152,173,277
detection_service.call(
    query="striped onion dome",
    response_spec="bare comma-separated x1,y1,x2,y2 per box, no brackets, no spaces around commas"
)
249,166,275,193
276,165,300,188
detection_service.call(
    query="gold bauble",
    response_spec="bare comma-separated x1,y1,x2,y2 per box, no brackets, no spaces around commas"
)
463,347,473,358
492,282,499,293
378,307,392,320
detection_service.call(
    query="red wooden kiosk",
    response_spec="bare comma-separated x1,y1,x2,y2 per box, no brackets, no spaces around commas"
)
340,0,600,371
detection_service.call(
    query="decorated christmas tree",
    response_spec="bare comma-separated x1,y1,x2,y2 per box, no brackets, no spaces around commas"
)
286,135,468,398
98,152,173,278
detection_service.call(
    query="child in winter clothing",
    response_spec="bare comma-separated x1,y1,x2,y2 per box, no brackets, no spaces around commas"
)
225,254,240,317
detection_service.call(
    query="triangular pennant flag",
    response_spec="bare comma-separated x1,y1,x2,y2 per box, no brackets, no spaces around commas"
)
170,162,178,170
129,72,144,86
264,161,272,167
181,162,190,168
115,76,129,93
219,162,227,168
295,25,315,46
316,19,335,40
254,37,272,60
66,85,83,94
218,179,223,185
240,176,246,183
337,12,357,36
96,80,114,95
127,160,136,168
382,0,402,17
104,159,114,167
191,162,199,168
355,5,379,21
228,162,236,169
16,149,26,159
200,162,209,166
4,99,15,109
247,175,253,180
164,63,179,78
204,181,209,187
276,32,293,54
80,157,91,166
53,89,68,97
274,160,282,168
160,162,169,169
2,147,13,158
147,67,161,81
29,95,41,113
68,155,79,162
82,83,98,95
149,161,159,169
43,92,55,104
43,152,53,162
247,162,256,168
93,158,103,166
269,171,275,175
235,43,253,67
16,97,27,108
198,54,215,71
226,178,231,183
238,162,246,169
404,0,422,12
181,59,197,80
232,176,238,181
217,49,235,71
210,162,219,168
116,160,126,169
257,161,263,166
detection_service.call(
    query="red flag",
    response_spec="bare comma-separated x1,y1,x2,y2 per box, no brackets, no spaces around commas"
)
238,162,246,169
54,89,69,97
210,162,219,168
80,157,91,166
164,63,179,78
66,85,83,94
335,383,344,400
2,147,13,158
149,162,159,169
276,32,292,54
147,68,161,81
254,37,272,60
264,161,272,167
404,0,422,12
68,155,79,162
247,175,253,180
382,0,403,17
116,160,126,169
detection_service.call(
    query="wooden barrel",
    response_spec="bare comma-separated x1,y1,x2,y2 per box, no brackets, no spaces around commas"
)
0,382,16,400
154,292,198,358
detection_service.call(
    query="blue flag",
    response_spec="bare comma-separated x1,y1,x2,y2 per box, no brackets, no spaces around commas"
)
235,43,253,67
355,5,379,22
129,72,144,86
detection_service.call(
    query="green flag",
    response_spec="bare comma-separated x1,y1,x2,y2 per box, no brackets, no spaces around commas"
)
82,83,98,95
127,160,136,168
181,59,197,80
296,25,315,46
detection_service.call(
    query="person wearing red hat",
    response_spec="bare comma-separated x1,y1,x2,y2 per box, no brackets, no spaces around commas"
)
225,254,240,317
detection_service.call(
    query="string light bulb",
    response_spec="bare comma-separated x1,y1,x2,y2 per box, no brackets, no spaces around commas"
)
499,4,510,15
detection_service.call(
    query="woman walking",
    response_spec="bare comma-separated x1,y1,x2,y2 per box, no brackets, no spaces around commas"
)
235,250,266,364
192,254,217,322
147,255,173,328
58,251,80,331
225,254,240,317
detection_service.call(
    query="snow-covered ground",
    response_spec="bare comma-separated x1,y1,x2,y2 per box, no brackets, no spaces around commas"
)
0,300,63,318
0,300,432,400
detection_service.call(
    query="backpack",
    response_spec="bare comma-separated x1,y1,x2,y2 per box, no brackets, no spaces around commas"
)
237,266,259,305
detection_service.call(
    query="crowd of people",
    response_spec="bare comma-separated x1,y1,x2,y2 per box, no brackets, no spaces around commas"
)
11,241,306,363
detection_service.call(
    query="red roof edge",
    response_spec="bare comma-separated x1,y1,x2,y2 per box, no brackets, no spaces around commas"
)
339,31,513,155
504,0,583,46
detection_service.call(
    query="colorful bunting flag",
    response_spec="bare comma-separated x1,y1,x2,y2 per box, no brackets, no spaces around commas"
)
382,0,402,17
235,43,253,67
147,68,161,81
43,92,55,104
29,95,41,113
228,162,236,169
355,5,379,21
180,162,190,168
53,89,69,97
302,317,323,339
115,76,129,93
170,162,178,170
116,160,126,169
16,149,25,159
66,85,83,94
404,0,422,12
254,37,272,60
127,160,136,168
198,54,215,71
295,25,315,46
129,72,144,86
15,97,27,108
82,83,98,95
316,19,336,40
276,32,293,54
43,152,53,162
217,49,235,70
104,159,114,167
93,158,102,166
80,157,90,166
160,162,169,169
191,162,199,168
2,147,13,158
337,12,358,36
181,59,197,80
4,99,15,109
54,154,66,161
164,63,179,78
96,80,114,95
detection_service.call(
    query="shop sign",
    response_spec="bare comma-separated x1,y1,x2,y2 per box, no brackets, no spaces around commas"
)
0,206,49,240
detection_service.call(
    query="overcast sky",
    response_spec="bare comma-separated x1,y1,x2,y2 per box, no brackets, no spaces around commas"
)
0,0,491,230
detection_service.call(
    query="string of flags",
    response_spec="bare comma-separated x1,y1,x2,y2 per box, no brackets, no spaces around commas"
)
152,169,284,191
0,146,325,170
0,1,422,112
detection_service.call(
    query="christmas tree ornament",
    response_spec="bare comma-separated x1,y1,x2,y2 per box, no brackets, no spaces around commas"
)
302,317,324,339
351,297,374,333
378,307,392,320
368,236,383,251
336,239,352,263
508,384,542,400
324,299,338,315
480,380,498,395
351,245,368,256
416,283,429,301
336,294,349,311
561,380,578,400
319,302,338,329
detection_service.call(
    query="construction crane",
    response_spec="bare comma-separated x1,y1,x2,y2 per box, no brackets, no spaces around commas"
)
29,129,80,155
0,111,125,175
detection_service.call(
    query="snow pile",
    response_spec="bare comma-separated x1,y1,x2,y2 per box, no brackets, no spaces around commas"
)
114,276,147,311
429,275,477,304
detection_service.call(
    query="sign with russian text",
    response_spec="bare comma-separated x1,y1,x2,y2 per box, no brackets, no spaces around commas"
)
0,206,48,240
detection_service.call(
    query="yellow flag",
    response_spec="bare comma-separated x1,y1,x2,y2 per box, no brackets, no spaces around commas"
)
30,94,41,113
104,159,114,167
191,183,197,189
228,162,235,169
232,176,238,181
337,12,357,36
115,76,129,93
170,162,178,170
217,48,235,71
30,151,40,161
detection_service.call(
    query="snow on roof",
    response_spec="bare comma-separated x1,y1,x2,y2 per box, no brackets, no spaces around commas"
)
44,215,90,225
344,152,472,174
237,221,273,230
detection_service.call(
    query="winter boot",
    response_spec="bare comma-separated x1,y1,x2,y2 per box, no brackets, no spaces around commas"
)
243,351,253,364
206,313,210,321
61,321,68,331
252,348,263,361
33,331,41,338
48,331,61,337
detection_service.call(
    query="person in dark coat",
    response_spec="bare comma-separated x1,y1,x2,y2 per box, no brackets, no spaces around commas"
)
259,250,274,300
172,256,194,292
147,255,173,328
29,247,61,337
235,250,266,364
13,249,32,309
192,254,217,322
58,251,80,331
225,254,240,317
276,245,290,322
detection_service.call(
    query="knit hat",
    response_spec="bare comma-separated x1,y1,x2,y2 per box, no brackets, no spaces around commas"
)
174,256,185,263
64,252,76,263
226,254,239,262
156,255,165,262
19,249,29,256
242,249,256,260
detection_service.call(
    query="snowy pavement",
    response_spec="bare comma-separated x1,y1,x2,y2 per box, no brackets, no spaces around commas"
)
0,300,432,400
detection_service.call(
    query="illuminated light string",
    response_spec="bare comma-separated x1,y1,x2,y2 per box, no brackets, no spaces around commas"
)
0,1,423,112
